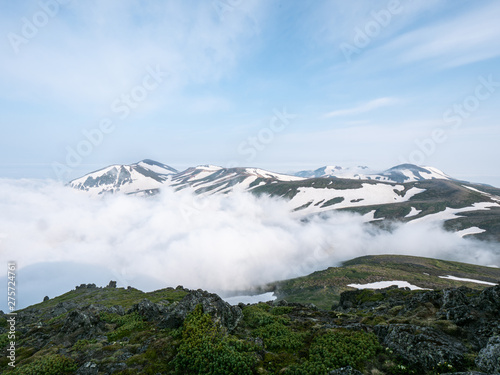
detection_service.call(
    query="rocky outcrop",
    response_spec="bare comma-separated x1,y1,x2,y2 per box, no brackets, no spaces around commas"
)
375,324,467,371
476,335,500,374
128,299,162,321
128,289,243,332
161,289,243,331
10,283,500,374
328,366,363,374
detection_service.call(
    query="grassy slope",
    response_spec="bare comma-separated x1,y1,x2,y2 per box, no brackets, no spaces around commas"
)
26,286,189,319
254,177,500,240
270,254,500,309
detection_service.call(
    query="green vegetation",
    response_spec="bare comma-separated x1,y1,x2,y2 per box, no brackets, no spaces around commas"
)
321,196,345,207
31,286,188,312
285,330,381,374
172,305,255,375
12,355,77,375
2,255,499,374
246,305,305,352
100,312,148,341
271,254,500,309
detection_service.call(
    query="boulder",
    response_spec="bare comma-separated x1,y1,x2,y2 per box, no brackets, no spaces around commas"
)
476,335,500,374
160,289,243,331
375,324,467,371
442,288,469,309
328,366,363,374
107,280,117,288
62,310,100,333
128,299,163,321
476,285,500,314
76,361,99,375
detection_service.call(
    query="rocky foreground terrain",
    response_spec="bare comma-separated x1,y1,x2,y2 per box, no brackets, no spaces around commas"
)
1,279,499,374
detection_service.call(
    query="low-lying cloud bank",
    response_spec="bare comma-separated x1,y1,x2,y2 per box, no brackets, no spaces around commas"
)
0,179,499,310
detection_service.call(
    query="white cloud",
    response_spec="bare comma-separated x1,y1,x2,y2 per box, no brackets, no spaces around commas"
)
380,1,500,68
322,97,398,118
0,1,266,113
0,178,498,311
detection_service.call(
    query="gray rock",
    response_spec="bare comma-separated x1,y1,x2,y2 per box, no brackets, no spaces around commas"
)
76,361,98,375
128,299,162,321
61,308,103,338
476,335,500,374
446,304,477,324
329,366,363,374
375,324,467,371
76,283,97,290
105,305,125,316
443,288,469,309
160,289,243,331
476,285,500,314
107,280,117,288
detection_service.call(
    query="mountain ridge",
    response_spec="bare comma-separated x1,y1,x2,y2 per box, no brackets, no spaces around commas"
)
68,160,500,241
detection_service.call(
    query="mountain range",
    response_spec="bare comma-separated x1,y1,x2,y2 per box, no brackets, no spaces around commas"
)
69,159,500,241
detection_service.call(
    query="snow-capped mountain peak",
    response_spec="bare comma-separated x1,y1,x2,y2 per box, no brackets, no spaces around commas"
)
133,159,178,176
294,164,452,183
381,164,451,183
69,159,177,195
68,159,500,240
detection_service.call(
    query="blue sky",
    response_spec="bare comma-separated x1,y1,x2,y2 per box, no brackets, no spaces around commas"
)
1,0,500,186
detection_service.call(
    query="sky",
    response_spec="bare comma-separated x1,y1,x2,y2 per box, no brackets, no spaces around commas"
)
1,0,500,186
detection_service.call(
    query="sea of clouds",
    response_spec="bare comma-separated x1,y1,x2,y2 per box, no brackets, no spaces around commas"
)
1,178,499,311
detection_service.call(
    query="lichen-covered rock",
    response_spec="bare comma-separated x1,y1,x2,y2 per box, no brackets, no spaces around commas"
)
476,285,500,314
106,280,117,288
476,335,500,374
160,289,243,331
128,298,162,321
62,310,100,333
328,366,363,374
442,288,469,309
375,324,467,371
76,361,99,375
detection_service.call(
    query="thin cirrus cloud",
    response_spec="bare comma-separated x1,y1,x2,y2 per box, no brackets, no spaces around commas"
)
379,1,500,69
322,97,398,118
0,1,266,111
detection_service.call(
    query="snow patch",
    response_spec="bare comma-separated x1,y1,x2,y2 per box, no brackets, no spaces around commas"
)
137,162,175,175
347,281,429,290
456,227,486,237
289,184,425,215
409,202,500,224
405,207,422,218
438,275,497,286
362,210,383,222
